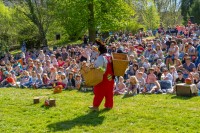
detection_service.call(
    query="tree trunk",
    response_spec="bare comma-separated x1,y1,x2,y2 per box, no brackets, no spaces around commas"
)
39,25,47,47
88,0,96,43
27,0,48,47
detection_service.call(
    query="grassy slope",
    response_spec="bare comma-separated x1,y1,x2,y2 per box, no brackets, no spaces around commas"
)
0,88,200,133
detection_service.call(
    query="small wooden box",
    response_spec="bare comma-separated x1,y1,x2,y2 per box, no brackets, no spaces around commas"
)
33,97,40,104
175,83,198,97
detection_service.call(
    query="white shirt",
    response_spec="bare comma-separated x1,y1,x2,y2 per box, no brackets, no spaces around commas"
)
164,73,173,82
94,54,108,69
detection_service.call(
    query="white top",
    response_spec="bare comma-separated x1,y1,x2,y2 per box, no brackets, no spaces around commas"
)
163,73,173,83
94,54,108,69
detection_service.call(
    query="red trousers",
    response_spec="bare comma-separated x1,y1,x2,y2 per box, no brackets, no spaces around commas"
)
93,79,114,108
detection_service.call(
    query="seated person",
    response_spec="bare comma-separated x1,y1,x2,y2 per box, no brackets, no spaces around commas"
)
145,68,161,94
0,72,16,87
175,70,185,84
20,71,32,88
114,76,126,95
125,76,139,95
136,72,145,92
159,68,173,93
182,57,196,73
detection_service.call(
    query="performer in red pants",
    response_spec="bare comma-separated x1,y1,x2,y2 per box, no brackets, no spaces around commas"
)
89,40,115,111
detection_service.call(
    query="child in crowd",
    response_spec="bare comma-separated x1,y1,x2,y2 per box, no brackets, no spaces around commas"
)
56,73,68,89
30,71,38,88
193,72,200,84
51,54,58,67
0,73,16,87
50,67,57,85
192,72,200,90
67,72,75,89
43,60,52,75
34,74,43,89
42,73,51,88
75,74,82,90
175,70,185,84
36,62,43,75
169,66,178,85
114,76,126,95
143,58,151,70
145,68,161,93
20,71,32,88
38,50,45,63
136,72,146,92
125,76,139,95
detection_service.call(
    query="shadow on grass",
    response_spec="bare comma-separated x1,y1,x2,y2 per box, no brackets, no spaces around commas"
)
171,95,192,100
122,94,135,99
47,111,105,132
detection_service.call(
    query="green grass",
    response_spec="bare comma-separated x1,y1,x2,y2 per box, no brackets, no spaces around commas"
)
48,40,83,47
1,88,200,133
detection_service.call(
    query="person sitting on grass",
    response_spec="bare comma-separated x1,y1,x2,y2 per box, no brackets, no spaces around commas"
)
159,68,173,93
42,73,51,88
169,66,178,85
36,62,43,76
136,72,146,93
38,50,45,63
175,70,185,84
0,72,16,87
145,68,161,94
56,73,68,89
67,72,75,89
50,67,57,86
20,71,32,88
12,60,22,76
193,72,200,85
171,70,185,94
51,54,58,68
75,74,82,90
30,71,38,88
114,76,126,95
33,74,43,89
125,76,140,96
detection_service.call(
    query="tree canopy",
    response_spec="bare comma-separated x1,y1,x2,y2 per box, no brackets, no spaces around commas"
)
1,0,194,51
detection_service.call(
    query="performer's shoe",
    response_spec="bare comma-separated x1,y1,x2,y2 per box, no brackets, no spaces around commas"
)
88,106,99,111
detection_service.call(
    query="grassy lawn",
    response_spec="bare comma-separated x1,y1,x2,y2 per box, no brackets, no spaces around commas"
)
1,88,200,133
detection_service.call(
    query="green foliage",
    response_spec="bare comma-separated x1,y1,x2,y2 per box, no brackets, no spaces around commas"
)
55,0,88,41
125,20,144,34
10,0,57,47
56,0,137,41
189,0,200,24
0,1,16,52
95,0,136,32
0,40,9,56
0,0,162,50
132,0,160,30
181,0,194,24
154,0,182,27
1,88,200,132
142,2,160,30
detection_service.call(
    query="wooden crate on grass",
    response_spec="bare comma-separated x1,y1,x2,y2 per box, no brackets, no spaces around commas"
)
175,83,198,97
111,53,129,76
